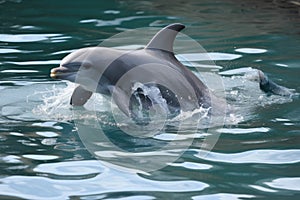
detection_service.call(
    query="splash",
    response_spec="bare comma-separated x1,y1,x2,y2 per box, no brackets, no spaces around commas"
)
32,82,112,122
31,67,294,127
31,80,239,128
32,82,76,121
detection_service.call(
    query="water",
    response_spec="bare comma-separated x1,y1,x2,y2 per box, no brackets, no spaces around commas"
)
1,0,300,199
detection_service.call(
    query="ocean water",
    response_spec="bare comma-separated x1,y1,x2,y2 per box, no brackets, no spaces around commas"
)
1,0,300,199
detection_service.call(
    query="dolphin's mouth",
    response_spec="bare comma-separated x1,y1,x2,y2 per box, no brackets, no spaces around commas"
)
50,62,83,80
50,66,77,79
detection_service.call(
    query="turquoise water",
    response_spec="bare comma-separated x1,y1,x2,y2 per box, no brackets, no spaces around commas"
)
1,0,300,199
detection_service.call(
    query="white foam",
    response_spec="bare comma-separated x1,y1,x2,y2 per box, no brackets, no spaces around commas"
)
32,82,76,120
32,82,107,121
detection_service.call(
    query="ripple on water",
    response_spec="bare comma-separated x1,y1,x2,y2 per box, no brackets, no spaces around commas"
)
0,160,208,199
1,69,39,73
35,131,59,137
103,10,120,14
22,154,59,161
9,132,24,136
192,193,255,200
264,177,300,191
0,48,41,54
235,48,267,54
33,160,104,176
249,185,277,193
1,155,22,164
0,33,62,43
0,48,22,54
80,16,155,27
32,122,63,130
5,60,61,66
168,162,213,170
216,127,270,134
176,52,242,61
275,63,289,67
194,149,300,164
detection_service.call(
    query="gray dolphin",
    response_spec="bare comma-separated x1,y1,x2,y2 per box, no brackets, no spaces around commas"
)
50,23,226,119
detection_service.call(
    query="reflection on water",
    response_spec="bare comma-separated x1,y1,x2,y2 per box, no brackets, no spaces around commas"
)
0,33,63,43
0,160,208,199
0,0,300,199
265,177,300,191
194,149,300,164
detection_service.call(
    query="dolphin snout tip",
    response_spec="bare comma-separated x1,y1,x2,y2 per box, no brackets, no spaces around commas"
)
50,67,60,78
50,66,69,79
50,68,57,78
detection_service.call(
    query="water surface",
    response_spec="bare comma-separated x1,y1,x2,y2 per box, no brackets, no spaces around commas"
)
1,0,300,199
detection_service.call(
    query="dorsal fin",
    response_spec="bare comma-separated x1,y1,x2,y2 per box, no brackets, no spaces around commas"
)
145,23,185,53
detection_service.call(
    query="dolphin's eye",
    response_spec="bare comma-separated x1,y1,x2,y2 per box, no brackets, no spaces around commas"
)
82,62,92,69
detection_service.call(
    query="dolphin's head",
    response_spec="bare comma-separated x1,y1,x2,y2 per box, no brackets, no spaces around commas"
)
50,47,119,92
50,48,93,82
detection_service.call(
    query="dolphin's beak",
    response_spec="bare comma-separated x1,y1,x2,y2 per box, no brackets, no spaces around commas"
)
50,66,72,79
50,62,82,80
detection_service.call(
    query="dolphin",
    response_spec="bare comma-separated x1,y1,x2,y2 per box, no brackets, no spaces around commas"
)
50,23,227,120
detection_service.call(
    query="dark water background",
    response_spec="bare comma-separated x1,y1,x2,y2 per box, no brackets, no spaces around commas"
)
0,0,300,199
